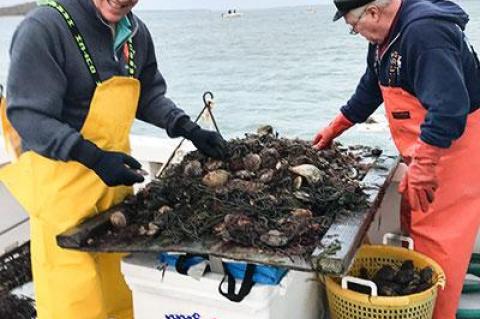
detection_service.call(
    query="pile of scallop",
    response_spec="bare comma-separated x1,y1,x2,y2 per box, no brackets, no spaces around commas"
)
99,126,381,256
349,261,434,296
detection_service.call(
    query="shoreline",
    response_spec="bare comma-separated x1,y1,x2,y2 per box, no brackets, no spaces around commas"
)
0,2,36,17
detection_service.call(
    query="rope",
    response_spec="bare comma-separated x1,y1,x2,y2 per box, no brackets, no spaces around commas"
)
155,91,222,179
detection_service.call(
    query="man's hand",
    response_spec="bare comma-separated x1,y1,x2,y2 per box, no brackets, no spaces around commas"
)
188,127,227,160
173,117,227,160
399,140,445,213
91,151,145,187
70,139,145,187
312,113,354,150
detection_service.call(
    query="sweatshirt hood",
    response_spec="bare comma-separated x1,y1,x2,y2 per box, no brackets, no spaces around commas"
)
398,0,469,32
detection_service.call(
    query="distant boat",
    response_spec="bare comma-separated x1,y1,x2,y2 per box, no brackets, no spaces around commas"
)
306,7,317,14
222,9,243,19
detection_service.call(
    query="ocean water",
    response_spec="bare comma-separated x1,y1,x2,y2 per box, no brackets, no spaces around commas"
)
1,1,480,152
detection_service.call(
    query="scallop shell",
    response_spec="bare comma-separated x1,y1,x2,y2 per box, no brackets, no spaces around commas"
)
235,170,254,180
202,170,230,188
184,160,203,177
347,167,359,179
146,223,161,236
138,225,147,236
227,179,260,193
258,169,275,183
158,205,173,215
260,148,280,169
293,176,303,190
110,210,128,228
260,230,289,247
275,159,288,170
257,125,273,136
290,209,313,219
153,205,173,226
289,164,323,184
243,153,262,171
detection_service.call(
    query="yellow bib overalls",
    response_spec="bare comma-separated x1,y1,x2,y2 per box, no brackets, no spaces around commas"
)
0,1,139,318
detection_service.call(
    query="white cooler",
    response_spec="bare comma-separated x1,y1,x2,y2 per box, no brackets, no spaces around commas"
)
121,254,323,319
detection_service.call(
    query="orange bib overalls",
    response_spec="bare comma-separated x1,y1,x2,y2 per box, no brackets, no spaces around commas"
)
381,86,480,319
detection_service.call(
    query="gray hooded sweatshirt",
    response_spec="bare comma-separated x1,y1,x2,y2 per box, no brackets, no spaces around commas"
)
6,0,186,161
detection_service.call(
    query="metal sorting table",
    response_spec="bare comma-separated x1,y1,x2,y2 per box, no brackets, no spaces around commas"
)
57,152,399,276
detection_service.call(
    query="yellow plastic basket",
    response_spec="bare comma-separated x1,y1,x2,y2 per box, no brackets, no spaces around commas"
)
326,240,446,319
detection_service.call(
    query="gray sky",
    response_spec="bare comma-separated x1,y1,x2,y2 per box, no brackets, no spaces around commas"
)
0,0,328,10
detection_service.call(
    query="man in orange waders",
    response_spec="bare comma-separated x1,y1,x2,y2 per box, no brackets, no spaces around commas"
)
0,0,226,318
313,0,480,318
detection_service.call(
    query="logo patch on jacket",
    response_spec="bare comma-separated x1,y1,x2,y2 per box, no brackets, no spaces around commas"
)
392,111,410,119
388,51,402,86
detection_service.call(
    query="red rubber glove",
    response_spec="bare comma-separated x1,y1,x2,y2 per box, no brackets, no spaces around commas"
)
399,140,445,213
312,113,354,150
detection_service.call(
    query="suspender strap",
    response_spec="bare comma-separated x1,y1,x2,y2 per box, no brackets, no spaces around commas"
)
42,0,101,85
41,0,137,85
126,38,136,77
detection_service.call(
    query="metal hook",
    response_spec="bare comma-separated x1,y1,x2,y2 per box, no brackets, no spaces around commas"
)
201,91,221,136
203,91,214,106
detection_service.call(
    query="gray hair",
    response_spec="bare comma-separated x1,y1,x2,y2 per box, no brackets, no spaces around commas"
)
349,0,392,18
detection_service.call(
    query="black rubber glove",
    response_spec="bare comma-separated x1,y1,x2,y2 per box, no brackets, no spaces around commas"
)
189,127,227,160
70,139,145,187
174,117,227,160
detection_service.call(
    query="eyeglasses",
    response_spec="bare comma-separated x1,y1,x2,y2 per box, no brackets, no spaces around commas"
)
349,7,368,35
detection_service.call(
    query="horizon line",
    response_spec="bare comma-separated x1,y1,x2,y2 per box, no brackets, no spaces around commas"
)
134,3,329,12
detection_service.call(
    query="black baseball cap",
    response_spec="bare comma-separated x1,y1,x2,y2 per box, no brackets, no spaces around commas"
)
333,0,375,21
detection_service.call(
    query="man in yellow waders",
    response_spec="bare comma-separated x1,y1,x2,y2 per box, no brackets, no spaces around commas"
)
0,0,226,318
312,0,480,318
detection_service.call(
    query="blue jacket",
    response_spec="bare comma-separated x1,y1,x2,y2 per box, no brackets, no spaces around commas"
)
6,0,186,161
341,0,480,148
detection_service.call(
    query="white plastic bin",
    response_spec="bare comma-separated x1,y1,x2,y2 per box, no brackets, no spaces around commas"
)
121,254,322,319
